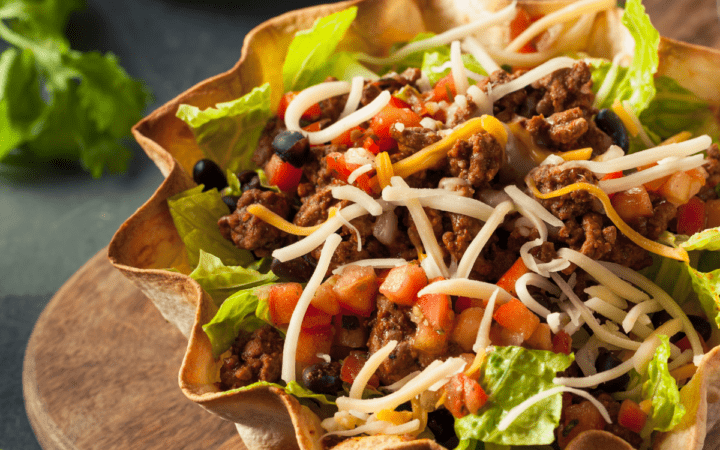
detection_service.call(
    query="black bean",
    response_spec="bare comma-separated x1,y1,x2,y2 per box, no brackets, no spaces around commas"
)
193,159,228,191
221,195,238,212
595,109,630,152
653,312,712,343
272,130,309,168
271,257,316,282
651,310,673,330
302,361,343,395
236,169,257,185
427,408,459,449
595,348,629,392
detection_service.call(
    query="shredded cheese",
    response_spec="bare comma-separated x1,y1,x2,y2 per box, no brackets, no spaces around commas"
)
348,164,374,184
281,233,342,383
306,91,392,145
247,204,321,236
376,152,394,189
450,41,469,96
529,180,690,262
487,57,576,103
332,258,407,275
285,80,350,132
599,154,706,194
466,288,500,376
350,340,397,399
515,273,557,318
455,200,514,279
418,278,513,303
585,285,628,309
331,185,383,216
340,76,365,119
462,36,500,74
622,300,663,334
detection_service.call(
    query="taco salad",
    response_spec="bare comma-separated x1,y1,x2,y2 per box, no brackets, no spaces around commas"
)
112,0,720,449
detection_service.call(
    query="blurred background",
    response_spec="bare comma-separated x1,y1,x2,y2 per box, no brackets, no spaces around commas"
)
0,0,716,449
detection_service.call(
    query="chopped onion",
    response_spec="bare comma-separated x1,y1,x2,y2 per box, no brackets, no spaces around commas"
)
373,209,398,246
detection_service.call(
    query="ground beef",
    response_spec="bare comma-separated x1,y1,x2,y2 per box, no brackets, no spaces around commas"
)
447,130,504,189
218,325,283,390
530,61,596,118
360,68,421,106
530,164,598,220
252,116,286,167
390,126,441,160
294,186,341,227
556,213,616,261
604,235,653,270
478,69,529,122
698,144,720,201
525,107,588,147
596,393,644,449
218,189,292,257
627,194,677,241
367,296,420,385
442,185,483,263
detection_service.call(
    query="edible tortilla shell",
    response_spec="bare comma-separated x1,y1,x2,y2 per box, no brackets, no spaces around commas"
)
107,0,720,448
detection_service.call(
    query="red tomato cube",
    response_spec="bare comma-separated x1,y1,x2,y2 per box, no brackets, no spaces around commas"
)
333,265,378,316
378,264,428,306
492,298,539,341
268,283,303,326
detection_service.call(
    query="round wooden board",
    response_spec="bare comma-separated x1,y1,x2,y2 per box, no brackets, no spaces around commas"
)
22,248,247,450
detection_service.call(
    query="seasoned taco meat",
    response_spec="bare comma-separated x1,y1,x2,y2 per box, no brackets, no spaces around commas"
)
218,325,283,390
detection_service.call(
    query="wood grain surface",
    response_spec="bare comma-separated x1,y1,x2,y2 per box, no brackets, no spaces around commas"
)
22,2,719,450
23,249,244,449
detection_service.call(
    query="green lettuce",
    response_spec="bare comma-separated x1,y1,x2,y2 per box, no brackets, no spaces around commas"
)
202,287,268,358
176,83,272,174
641,336,685,431
641,76,720,142
422,50,487,87
189,250,276,306
455,347,573,446
591,0,659,114
282,7,359,91
167,185,254,269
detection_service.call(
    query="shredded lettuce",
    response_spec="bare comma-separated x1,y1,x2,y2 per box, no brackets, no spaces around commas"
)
282,7,359,91
189,250,276,306
642,336,685,431
202,287,268,358
167,186,255,269
591,0,659,114
455,347,573,446
176,83,272,174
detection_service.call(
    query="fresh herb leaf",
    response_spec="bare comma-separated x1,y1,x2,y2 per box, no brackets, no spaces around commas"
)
0,0,151,177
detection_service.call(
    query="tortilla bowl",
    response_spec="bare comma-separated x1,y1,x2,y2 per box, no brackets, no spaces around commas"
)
107,0,720,448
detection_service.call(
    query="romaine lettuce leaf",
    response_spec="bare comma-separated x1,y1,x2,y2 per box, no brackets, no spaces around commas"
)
640,76,720,142
167,185,254,269
202,287,268,358
641,335,685,431
189,250,277,306
176,83,272,174
282,7,358,92
455,347,573,446
591,0,659,114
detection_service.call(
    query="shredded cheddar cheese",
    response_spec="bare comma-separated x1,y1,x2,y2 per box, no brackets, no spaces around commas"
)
376,152,394,189
527,179,690,262
376,409,413,426
559,147,593,161
247,204,321,236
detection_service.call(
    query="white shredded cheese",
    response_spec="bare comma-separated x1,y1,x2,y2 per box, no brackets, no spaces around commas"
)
450,40,469,96
306,91,392,145
384,371,421,392
466,84,493,116
349,340,397,399
585,297,652,339
555,357,635,388
622,300,663,334
332,258,407,275
281,233,342,383
455,200,514,279
331,185,383,216
418,195,495,222
473,288,499,353
462,36,500,74
576,335,602,377
515,273,558,318
584,285,628,309
599,155,706,194
504,185,564,228
418,278,513,304
347,164,374,184
336,358,467,413
339,76,365,119
488,57,577,103
285,81,351,132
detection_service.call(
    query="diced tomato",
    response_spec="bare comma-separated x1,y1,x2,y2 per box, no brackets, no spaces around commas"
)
277,91,322,121
268,283,303,326
618,399,648,434
557,401,607,449
333,265,378,316
677,196,707,235
296,326,334,366
362,136,380,155
301,305,333,329
509,7,536,53
417,293,454,332
493,298,539,341
311,276,341,315
340,351,380,388
265,154,303,193
455,296,485,313
444,373,487,418
552,330,572,355
706,199,720,228
496,258,529,296
331,125,364,146
378,264,428,306
525,323,553,351
302,121,322,132
601,171,623,181
370,101,422,151
611,186,653,222
658,170,706,206
431,73,457,103
325,152,374,194
488,323,524,347
451,307,485,352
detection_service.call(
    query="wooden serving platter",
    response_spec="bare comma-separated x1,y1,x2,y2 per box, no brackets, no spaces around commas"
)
23,248,246,449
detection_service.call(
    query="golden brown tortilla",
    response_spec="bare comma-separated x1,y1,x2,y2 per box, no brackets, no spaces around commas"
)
107,0,720,448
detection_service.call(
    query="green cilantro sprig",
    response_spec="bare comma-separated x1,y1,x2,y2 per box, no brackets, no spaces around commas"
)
0,0,151,177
